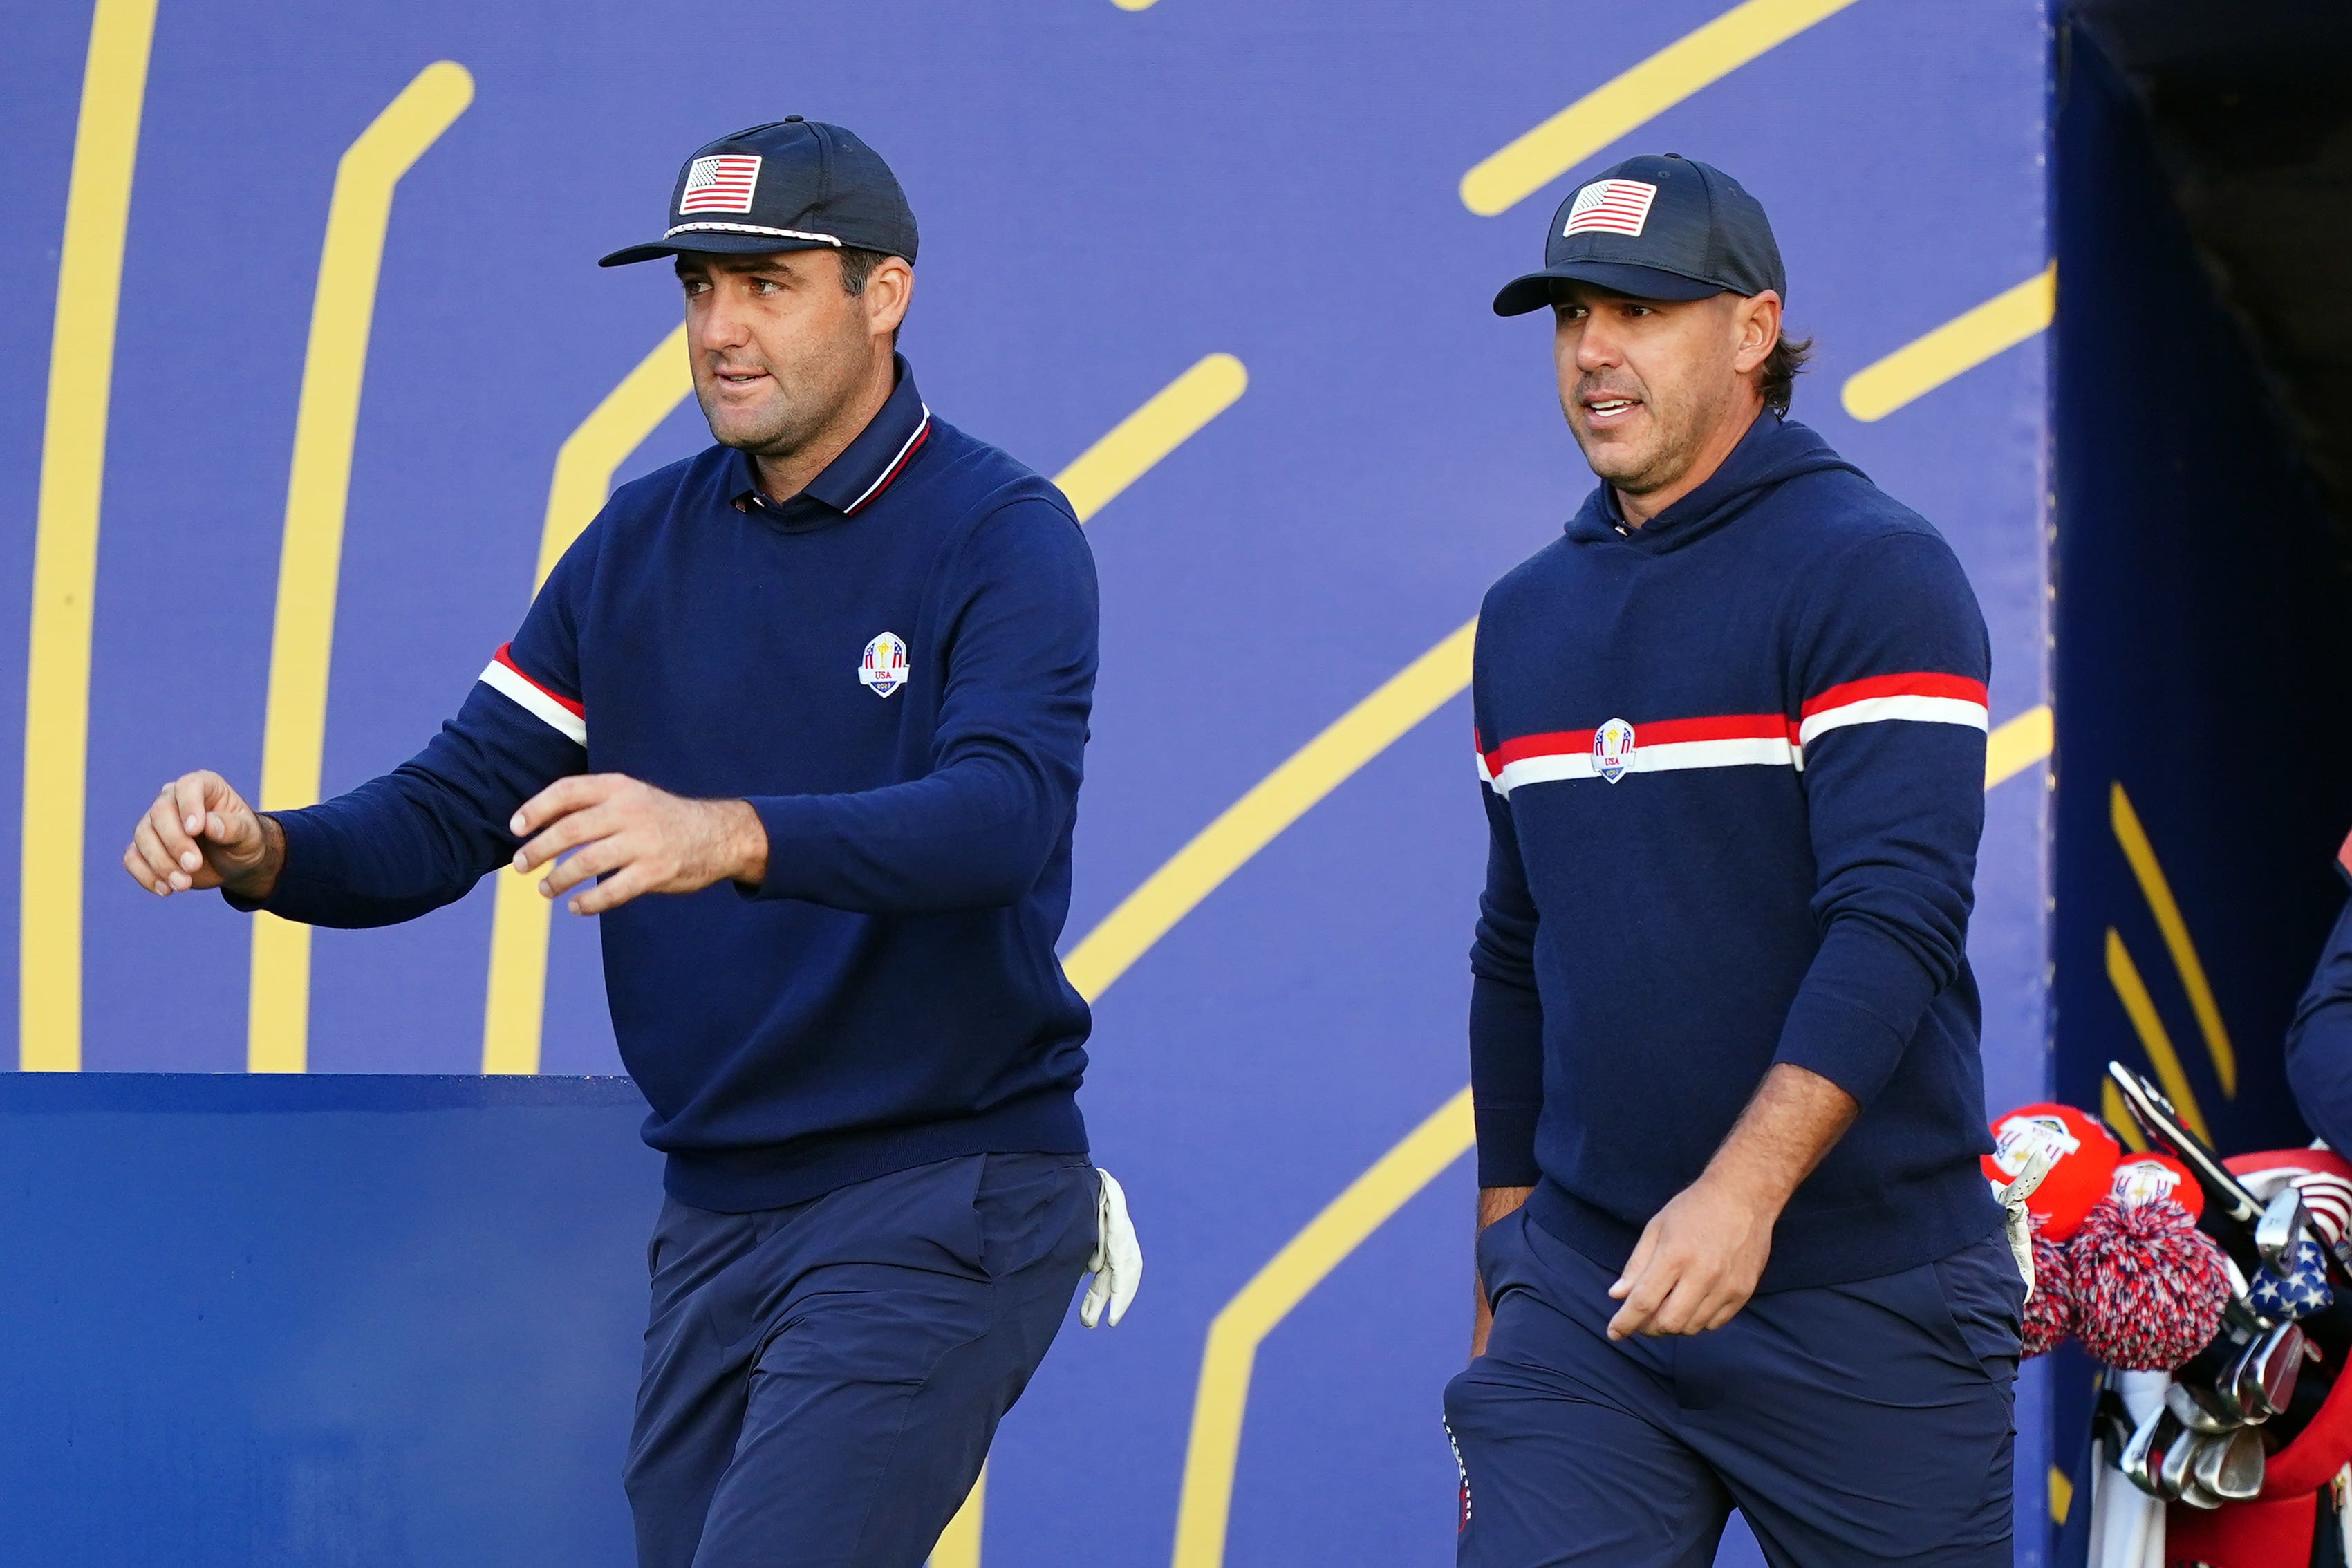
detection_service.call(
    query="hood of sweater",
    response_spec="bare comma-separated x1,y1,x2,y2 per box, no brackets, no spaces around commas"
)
1563,411,1862,554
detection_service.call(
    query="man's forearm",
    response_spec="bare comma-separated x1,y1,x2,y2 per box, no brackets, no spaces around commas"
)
1700,1063,1859,1211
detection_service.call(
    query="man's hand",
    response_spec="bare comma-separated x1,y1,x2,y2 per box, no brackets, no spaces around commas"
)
123,771,282,900
1604,1063,1858,1341
510,774,767,915
1604,1171,1779,1339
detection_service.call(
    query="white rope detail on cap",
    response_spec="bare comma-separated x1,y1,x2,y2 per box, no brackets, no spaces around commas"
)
662,221,843,246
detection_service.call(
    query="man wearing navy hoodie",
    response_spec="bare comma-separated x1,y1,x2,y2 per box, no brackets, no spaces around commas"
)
122,120,1137,1568
1441,155,2022,1566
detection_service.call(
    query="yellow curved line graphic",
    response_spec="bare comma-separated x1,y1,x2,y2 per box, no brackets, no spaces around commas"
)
480,325,690,1075
1984,702,2051,791
2109,783,2236,1097
2106,928,2212,1145
1166,702,2055,1568
1170,1088,1475,1568
18,0,160,1072
1063,620,1477,1003
1056,354,1247,524
928,1464,984,1568
1841,265,2055,423
1459,0,1865,217
248,62,474,1074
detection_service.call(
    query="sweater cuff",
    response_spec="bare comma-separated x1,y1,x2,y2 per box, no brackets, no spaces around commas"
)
1469,973,1544,1187
1474,1103,1542,1188
1771,923,1938,1108
740,794,831,902
221,810,320,917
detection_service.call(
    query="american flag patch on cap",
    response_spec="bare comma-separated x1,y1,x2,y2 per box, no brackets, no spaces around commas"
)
679,155,760,215
1564,178,1659,239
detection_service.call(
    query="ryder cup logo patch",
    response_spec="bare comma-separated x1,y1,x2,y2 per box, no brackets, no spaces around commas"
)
1990,1112,2081,1178
679,154,760,215
859,633,911,698
1592,718,1636,783
2111,1156,2186,1208
1564,178,1659,239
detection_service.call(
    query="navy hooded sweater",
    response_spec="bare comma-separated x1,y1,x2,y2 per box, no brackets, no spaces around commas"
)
241,358,1096,1211
1471,412,2002,1291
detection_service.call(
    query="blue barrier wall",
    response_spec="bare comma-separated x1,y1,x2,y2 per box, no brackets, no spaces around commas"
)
6,3,2060,1564
0,1075,657,1567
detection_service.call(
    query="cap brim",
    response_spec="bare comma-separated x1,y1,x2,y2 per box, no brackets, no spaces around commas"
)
1492,261,1729,316
599,231,842,268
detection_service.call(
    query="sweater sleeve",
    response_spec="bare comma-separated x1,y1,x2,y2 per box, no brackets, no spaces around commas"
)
236,530,594,928
1470,781,1545,1187
1468,612,1544,1189
2286,895,2352,1152
743,496,1096,915
1770,529,1990,1108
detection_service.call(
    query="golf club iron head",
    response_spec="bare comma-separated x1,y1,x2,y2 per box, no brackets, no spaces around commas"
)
2191,1425,2265,1502
2257,1187,2315,1271
2165,1379,2239,1433
2158,1423,2203,1500
2233,1321,2306,1420
2120,1403,2172,1497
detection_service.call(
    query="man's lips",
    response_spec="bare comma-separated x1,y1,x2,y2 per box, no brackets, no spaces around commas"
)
1580,394,1643,429
711,367,770,391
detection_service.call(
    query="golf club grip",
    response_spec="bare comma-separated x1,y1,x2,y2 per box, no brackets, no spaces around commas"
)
2106,1063,2263,1225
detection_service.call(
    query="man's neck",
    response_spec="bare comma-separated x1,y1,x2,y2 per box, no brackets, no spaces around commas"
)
1614,398,1765,530
752,352,897,503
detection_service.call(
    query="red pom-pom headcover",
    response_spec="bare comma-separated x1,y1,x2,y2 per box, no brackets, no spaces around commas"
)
2069,1196,2232,1370
2020,1215,2073,1358
1982,1103,2121,1242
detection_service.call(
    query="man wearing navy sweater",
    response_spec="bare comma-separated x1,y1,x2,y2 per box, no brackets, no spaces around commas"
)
122,119,1138,1568
1441,155,2022,1566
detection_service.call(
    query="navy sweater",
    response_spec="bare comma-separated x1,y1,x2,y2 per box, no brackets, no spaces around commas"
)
2286,895,2352,1152
1471,412,2001,1291
245,358,1096,1211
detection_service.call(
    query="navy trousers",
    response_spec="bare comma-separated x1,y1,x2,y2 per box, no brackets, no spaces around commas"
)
624,1152,1097,1568
1444,1206,2023,1567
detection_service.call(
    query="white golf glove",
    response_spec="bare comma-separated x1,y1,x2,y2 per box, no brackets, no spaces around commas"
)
1080,1168,1142,1328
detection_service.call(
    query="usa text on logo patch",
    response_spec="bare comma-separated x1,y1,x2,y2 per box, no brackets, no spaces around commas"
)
1564,179,1659,239
859,633,912,698
680,155,760,215
1592,718,1636,783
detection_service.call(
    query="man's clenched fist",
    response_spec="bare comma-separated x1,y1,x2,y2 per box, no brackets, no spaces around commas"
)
123,771,283,899
510,774,769,915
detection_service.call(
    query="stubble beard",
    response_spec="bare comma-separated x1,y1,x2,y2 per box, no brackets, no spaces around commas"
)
699,319,870,463
1569,381,1719,501
700,368,839,462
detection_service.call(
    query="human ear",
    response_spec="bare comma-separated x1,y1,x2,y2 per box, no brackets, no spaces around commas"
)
1732,290,1781,375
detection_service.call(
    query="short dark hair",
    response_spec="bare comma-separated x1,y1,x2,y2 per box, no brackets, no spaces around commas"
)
1760,330,1813,416
837,247,902,345
837,247,891,296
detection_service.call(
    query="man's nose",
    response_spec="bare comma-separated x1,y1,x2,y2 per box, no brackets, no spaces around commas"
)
696,286,752,351
1574,321,1623,371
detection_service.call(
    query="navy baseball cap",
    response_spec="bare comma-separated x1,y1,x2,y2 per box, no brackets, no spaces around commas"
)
599,117,919,268
1492,153,1784,315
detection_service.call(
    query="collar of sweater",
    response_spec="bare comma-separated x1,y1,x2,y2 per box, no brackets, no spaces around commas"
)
1569,411,1860,554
